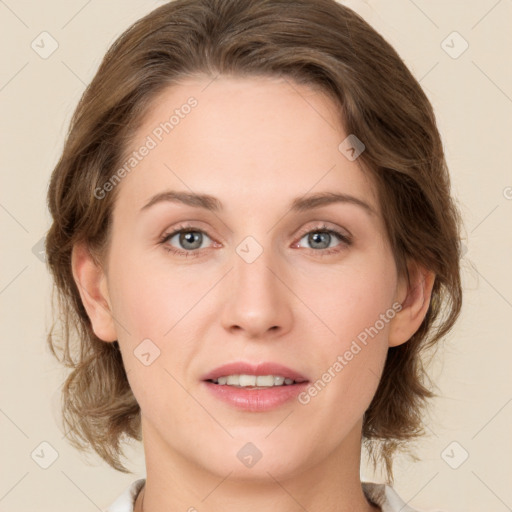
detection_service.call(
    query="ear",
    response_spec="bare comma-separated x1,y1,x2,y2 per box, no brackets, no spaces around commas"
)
71,242,117,342
388,261,435,348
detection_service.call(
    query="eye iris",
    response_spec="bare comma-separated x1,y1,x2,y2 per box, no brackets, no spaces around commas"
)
180,231,202,250
309,232,330,249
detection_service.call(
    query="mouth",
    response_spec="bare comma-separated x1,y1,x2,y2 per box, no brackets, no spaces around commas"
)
201,361,308,387
201,362,309,411
207,374,306,388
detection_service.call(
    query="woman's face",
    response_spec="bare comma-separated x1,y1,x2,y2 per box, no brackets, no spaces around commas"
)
100,75,404,479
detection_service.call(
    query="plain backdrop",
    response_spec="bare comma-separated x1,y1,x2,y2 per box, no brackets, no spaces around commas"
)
1,1,511,511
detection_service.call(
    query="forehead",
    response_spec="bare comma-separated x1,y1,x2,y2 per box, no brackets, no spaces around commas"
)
114,75,379,217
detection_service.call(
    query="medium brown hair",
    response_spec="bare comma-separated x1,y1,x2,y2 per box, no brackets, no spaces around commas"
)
46,0,463,481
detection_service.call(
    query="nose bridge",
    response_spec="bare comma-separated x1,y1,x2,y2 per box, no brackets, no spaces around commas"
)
220,235,292,337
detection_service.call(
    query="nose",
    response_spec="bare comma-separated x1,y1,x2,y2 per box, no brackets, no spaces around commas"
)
220,245,293,340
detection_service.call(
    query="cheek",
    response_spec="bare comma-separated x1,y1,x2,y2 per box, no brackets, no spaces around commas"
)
307,281,392,386
297,250,396,407
105,247,206,393
106,259,194,418
298,252,396,344
106,243,190,338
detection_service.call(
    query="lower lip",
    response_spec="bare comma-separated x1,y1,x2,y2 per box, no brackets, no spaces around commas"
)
202,381,309,412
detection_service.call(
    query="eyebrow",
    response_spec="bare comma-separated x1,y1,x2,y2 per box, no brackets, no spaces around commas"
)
140,190,376,216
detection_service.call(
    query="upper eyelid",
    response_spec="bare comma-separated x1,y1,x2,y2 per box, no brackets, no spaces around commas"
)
296,222,351,239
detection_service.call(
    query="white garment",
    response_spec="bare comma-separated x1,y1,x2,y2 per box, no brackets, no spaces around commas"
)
104,478,445,512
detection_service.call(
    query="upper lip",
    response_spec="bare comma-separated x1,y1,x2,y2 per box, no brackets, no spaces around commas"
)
202,362,308,383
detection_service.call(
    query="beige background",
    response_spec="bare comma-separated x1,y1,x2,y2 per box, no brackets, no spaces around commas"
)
1,1,511,511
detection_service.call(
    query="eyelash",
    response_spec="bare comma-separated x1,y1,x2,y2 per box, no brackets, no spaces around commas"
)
158,223,352,259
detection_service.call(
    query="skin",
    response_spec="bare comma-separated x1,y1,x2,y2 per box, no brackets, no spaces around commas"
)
72,75,434,512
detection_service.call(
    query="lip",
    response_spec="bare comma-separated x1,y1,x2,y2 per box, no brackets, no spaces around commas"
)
201,361,308,382
201,361,309,412
203,381,309,412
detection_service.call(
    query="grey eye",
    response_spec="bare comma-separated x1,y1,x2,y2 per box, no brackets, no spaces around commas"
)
168,230,210,251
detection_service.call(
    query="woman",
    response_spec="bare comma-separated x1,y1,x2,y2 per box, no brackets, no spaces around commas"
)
45,1,462,510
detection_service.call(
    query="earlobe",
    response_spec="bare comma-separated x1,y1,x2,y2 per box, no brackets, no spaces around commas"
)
388,262,435,348
71,242,117,342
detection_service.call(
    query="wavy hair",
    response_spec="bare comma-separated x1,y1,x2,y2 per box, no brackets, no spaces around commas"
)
45,0,463,481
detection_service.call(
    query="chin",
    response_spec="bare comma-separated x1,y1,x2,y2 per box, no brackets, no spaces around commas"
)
192,436,316,481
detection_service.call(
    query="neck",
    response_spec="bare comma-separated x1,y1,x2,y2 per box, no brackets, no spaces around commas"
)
135,417,379,512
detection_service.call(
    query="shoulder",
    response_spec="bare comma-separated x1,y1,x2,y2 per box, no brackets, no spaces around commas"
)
104,478,145,512
362,481,449,512
106,478,448,512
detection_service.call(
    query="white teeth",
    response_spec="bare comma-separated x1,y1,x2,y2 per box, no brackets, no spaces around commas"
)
239,374,257,386
256,375,274,386
226,375,238,385
211,374,297,387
